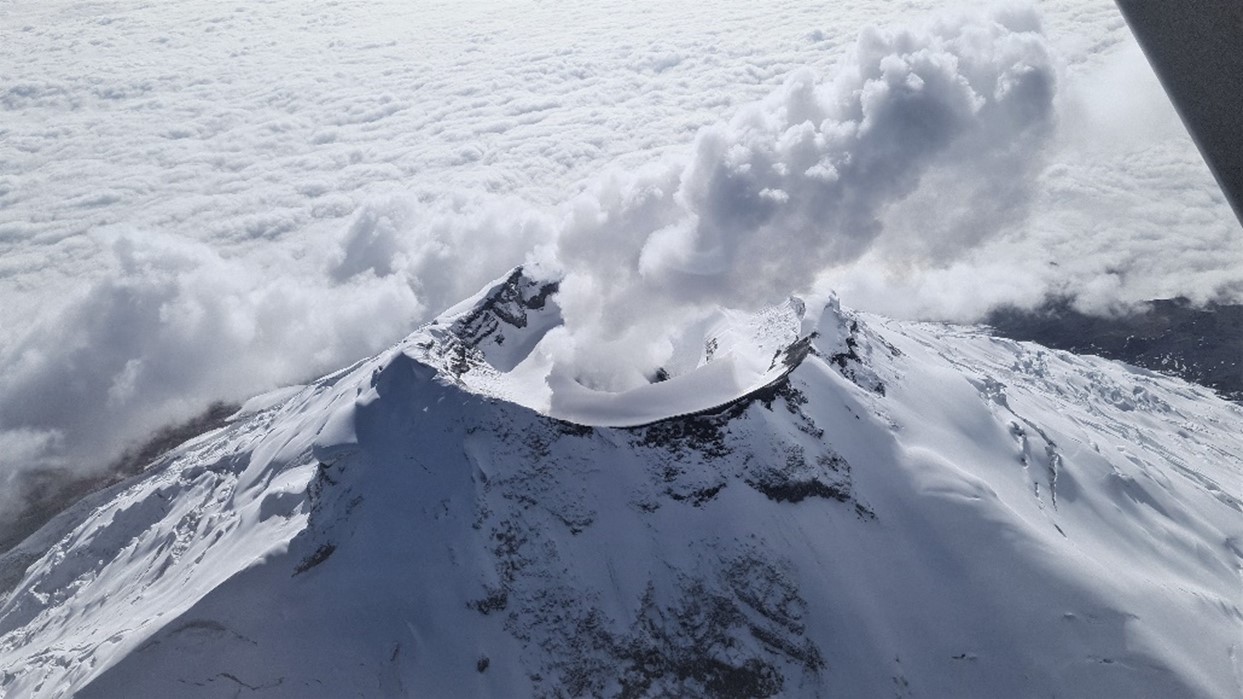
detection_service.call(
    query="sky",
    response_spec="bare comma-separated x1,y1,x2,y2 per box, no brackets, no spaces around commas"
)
1,0,1240,527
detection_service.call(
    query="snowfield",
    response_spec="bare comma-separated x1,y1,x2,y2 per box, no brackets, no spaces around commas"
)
1,270,1240,697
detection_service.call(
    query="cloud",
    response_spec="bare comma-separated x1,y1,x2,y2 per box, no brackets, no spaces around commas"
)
0,6,1066,529
819,23,1243,321
329,193,557,308
0,231,420,526
544,7,1058,388
3,1,1241,538
0,190,555,530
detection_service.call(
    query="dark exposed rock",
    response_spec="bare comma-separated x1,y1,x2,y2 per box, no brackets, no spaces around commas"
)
666,483,726,507
987,297,1243,401
746,451,856,505
748,477,850,504
449,268,558,356
634,408,737,459
292,544,336,576
812,320,887,396
596,567,819,698
468,587,509,615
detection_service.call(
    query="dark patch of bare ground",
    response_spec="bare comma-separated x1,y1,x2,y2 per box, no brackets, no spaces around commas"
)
988,297,1243,402
0,402,238,555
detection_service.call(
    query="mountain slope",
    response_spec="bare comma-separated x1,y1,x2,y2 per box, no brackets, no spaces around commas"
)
988,297,1243,402
1,270,1241,698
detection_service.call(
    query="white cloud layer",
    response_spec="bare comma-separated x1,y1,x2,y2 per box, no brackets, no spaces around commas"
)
0,0,1240,530
0,232,418,515
544,7,1058,388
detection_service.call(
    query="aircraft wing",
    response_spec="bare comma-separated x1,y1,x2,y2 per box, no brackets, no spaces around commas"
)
1116,0,1243,226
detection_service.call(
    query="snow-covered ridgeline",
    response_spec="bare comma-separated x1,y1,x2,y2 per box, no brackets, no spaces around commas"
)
0,270,1240,697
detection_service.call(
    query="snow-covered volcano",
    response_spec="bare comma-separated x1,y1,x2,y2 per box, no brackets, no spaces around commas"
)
2,269,1241,698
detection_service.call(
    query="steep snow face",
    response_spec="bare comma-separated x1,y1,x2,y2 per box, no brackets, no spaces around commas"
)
1,271,1241,698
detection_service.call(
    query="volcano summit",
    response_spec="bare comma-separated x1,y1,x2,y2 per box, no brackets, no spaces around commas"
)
1,269,1240,697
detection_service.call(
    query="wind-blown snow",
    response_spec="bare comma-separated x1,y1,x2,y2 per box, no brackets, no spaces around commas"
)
1,273,1239,697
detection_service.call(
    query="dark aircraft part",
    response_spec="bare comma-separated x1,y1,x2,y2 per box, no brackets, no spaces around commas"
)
1116,0,1243,227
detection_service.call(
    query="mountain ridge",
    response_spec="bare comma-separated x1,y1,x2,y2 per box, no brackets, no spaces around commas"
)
2,270,1241,697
